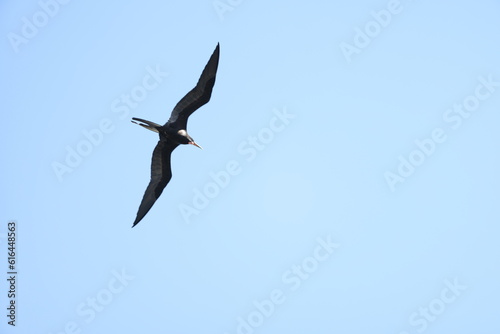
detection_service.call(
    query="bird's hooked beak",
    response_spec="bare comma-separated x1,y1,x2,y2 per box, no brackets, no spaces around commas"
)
189,141,203,149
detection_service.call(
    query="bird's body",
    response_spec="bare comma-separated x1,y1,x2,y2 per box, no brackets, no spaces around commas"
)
131,43,220,227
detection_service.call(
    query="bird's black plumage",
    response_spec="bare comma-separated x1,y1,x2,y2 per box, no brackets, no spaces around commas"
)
131,43,220,227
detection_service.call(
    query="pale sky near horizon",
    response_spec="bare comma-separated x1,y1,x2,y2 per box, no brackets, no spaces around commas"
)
2,1,500,333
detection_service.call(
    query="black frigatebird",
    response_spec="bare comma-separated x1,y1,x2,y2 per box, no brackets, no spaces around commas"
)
131,43,220,227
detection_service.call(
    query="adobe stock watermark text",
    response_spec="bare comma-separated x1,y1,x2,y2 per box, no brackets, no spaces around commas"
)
385,74,499,191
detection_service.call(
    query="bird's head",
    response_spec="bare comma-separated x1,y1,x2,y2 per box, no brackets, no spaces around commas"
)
177,129,202,149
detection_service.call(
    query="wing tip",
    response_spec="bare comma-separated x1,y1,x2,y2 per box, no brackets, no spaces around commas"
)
132,217,141,228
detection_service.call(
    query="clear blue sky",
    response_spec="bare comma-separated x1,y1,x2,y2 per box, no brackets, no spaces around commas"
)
1,0,500,333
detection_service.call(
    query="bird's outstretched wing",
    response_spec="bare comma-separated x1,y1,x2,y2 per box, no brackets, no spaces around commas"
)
132,139,179,227
167,43,220,129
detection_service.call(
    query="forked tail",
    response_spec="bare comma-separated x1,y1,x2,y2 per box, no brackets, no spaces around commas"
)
131,118,162,133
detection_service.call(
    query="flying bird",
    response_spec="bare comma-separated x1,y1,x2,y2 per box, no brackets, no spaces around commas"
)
131,43,220,227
